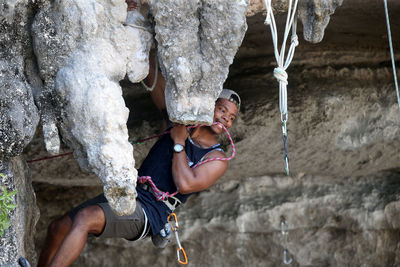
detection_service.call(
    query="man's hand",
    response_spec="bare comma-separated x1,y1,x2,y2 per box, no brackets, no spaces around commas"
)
126,0,138,11
170,124,188,145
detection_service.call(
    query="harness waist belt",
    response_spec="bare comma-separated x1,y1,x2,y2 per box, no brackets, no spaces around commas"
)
138,183,181,211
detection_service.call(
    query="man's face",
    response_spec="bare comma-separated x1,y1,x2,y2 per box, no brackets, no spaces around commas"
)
211,98,239,134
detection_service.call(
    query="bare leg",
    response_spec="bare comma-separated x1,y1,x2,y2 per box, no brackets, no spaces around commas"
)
38,214,72,267
48,205,106,267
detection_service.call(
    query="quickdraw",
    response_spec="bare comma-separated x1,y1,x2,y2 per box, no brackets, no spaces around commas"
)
168,212,188,265
280,218,293,265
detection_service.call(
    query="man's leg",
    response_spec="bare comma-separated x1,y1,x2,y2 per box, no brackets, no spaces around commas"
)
49,205,106,267
38,214,72,267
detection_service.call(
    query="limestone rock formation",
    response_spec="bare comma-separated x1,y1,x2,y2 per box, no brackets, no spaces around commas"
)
0,2,39,159
247,0,344,43
297,0,344,43
149,0,249,125
31,0,155,215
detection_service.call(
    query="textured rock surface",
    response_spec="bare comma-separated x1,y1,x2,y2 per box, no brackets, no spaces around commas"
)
31,0,155,215
0,1,40,264
0,0,39,159
297,0,344,43
247,0,344,43
149,0,249,125
0,158,39,266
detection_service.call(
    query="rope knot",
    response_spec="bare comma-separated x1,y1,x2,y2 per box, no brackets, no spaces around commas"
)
273,67,288,85
264,14,271,25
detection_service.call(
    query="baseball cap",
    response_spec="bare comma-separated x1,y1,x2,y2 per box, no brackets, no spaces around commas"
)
218,89,241,111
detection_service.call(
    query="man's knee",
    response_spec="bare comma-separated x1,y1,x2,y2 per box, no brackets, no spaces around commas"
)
48,215,72,237
73,205,105,235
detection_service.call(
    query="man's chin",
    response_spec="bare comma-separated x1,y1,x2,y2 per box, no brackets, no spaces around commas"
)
211,123,224,134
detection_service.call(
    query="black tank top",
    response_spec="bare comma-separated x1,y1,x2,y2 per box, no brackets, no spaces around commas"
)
137,132,222,235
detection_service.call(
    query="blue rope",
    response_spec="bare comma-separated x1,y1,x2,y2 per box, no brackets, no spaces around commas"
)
383,0,400,112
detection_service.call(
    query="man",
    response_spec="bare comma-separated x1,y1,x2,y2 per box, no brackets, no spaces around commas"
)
38,52,241,265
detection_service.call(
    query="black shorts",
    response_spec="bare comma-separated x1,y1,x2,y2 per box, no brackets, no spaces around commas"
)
68,194,149,240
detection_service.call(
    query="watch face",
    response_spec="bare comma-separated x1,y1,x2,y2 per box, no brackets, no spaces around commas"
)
173,144,184,152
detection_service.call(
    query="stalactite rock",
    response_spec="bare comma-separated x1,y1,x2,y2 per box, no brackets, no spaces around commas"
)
247,0,344,43
297,0,344,43
31,0,155,215
148,0,249,125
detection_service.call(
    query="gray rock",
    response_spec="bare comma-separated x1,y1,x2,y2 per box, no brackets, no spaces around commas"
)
0,1,40,160
148,0,249,124
0,158,39,267
0,1,40,266
246,0,344,43
31,0,156,215
297,0,344,43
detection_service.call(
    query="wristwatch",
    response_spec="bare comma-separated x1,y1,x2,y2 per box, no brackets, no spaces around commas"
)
173,143,185,153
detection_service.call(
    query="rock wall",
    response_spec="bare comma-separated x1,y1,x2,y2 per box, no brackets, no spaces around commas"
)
0,1,40,265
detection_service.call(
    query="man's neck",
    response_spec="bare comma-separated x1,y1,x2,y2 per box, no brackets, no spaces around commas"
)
189,126,218,148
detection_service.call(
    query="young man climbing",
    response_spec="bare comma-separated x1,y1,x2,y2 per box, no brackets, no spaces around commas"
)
37,50,241,266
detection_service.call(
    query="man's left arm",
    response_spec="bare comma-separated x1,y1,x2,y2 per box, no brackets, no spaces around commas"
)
170,125,228,194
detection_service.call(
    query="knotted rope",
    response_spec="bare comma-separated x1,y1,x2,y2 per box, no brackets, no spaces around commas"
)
263,0,299,175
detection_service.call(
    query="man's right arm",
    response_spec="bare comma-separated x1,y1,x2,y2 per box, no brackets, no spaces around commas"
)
145,51,170,128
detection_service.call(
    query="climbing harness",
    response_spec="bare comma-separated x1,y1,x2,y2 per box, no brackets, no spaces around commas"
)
383,0,400,112
263,0,299,175
168,212,188,265
280,218,293,265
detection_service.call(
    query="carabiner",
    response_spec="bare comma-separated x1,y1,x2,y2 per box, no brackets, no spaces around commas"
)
283,248,293,265
167,212,179,231
284,156,290,176
280,220,288,235
177,247,188,265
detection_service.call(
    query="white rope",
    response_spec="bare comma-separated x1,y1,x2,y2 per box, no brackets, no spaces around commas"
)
383,0,400,112
141,54,158,91
124,23,154,33
263,0,299,120
264,0,299,176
